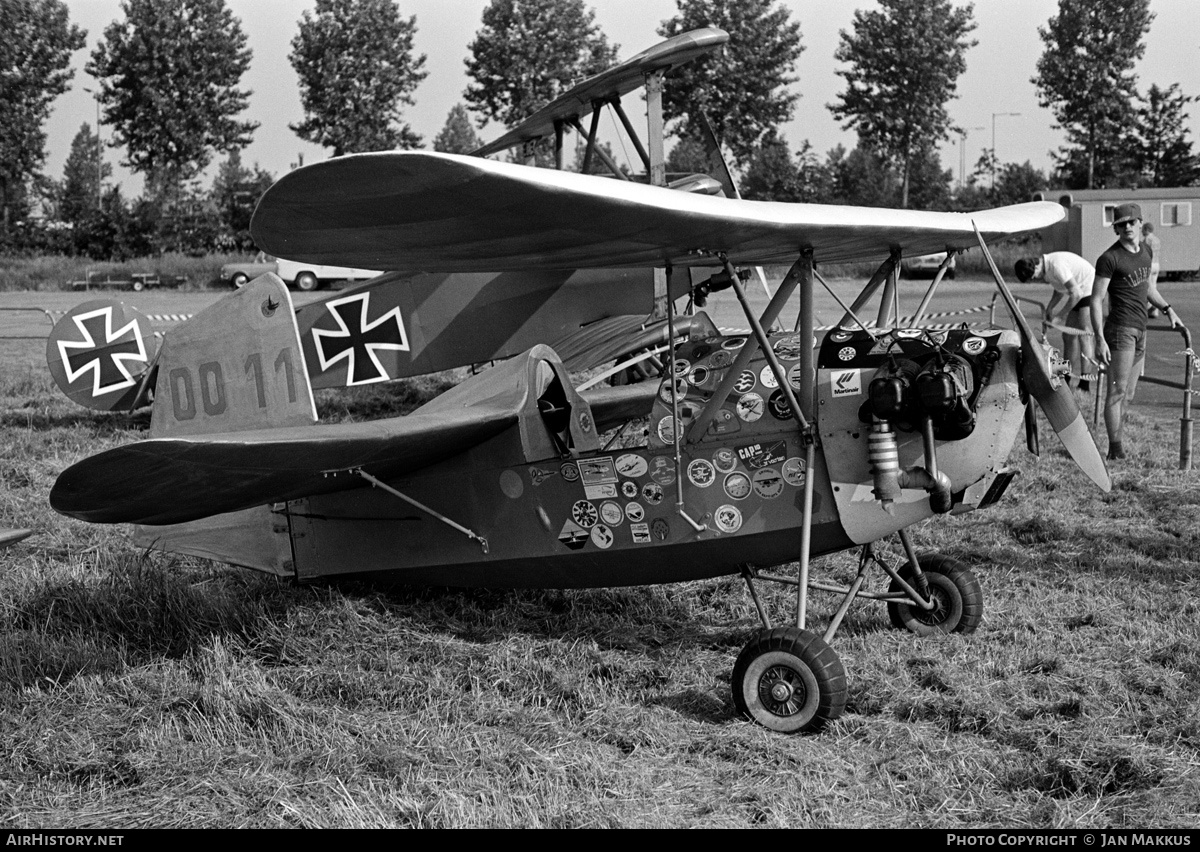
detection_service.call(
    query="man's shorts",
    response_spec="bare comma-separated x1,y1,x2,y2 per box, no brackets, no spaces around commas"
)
1104,323,1146,357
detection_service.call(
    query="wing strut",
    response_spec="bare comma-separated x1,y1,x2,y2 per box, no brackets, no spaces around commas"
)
352,468,489,553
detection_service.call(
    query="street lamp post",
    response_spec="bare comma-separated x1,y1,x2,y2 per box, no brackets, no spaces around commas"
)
958,125,985,190
991,112,1021,189
82,87,102,209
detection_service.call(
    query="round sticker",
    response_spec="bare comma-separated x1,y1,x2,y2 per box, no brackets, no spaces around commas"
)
829,330,853,342
671,358,691,378
736,393,764,422
752,467,784,499
499,469,524,499
578,410,593,433
759,365,779,389
773,334,806,360
734,370,757,394
724,471,752,500
722,336,747,351
688,365,710,386
962,336,986,356
787,362,805,390
782,457,807,487
714,504,743,534
600,501,624,526
691,344,712,360
768,389,792,420
560,463,580,482
590,524,614,549
642,482,664,505
657,415,678,444
838,346,857,362
659,378,689,404
625,502,645,523
571,500,597,528
651,518,670,540
712,448,737,473
649,456,676,485
621,480,639,498
615,453,648,478
687,458,715,488
710,350,732,368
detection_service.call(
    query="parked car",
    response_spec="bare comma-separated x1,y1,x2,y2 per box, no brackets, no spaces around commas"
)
902,251,956,279
219,252,276,289
69,269,187,291
219,252,383,291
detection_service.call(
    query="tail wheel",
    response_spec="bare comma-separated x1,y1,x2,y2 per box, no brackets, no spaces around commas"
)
231,272,249,288
887,552,983,636
732,626,847,733
295,272,319,291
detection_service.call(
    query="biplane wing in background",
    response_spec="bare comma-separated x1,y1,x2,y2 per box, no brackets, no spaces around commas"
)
46,28,730,405
55,140,1106,736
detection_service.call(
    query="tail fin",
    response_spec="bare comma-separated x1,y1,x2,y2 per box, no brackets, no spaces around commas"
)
149,273,316,438
47,299,158,411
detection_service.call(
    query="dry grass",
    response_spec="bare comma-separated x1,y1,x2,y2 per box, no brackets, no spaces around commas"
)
2,363,1198,828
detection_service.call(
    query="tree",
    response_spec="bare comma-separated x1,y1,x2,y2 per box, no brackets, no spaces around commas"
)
0,0,85,233
464,0,618,130
433,104,482,154
88,0,257,192
1033,0,1153,189
657,0,803,169
290,0,428,156
829,0,976,208
741,133,801,202
210,150,274,250
1131,83,1200,188
59,124,113,226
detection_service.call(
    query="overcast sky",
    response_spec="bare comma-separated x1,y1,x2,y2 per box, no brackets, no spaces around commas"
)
46,0,1200,194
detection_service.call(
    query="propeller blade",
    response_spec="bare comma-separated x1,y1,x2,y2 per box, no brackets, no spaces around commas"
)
972,223,1111,492
1025,401,1040,456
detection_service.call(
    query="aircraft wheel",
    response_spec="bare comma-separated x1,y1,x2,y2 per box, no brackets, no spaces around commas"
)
131,280,144,292
887,553,983,636
732,626,847,734
231,272,249,288
295,272,319,291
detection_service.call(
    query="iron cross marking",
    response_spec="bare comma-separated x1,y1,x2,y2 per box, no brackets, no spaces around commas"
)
312,293,410,386
57,307,148,397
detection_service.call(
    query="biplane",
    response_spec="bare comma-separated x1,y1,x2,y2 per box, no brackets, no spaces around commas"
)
48,29,1111,734
45,28,730,409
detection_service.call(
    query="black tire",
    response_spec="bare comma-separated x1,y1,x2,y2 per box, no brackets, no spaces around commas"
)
731,626,847,733
131,280,144,292
231,272,249,289
295,272,319,291
887,552,983,636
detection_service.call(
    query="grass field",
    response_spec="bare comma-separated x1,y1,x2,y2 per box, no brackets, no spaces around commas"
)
2,264,1199,827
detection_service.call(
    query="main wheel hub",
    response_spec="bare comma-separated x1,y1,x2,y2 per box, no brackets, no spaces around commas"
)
759,665,806,717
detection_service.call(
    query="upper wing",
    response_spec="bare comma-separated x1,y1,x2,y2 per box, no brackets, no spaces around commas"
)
251,152,1066,272
471,27,729,158
50,408,516,526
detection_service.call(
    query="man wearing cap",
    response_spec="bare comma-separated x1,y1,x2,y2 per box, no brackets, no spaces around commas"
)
1091,202,1181,459
1014,252,1096,392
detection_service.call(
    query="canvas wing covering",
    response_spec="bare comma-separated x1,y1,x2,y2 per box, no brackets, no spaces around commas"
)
251,152,1066,273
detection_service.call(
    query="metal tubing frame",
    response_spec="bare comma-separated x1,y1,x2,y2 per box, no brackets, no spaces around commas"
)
838,251,902,329
686,256,809,441
664,265,707,533
910,252,958,327
609,97,651,174
569,118,629,180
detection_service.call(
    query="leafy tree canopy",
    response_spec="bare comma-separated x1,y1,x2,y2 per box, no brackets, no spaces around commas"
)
657,0,803,169
1131,83,1200,188
0,0,85,230
88,0,257,187
464,0,618,129
829,0,976,208
290,0,428,156
433,104,483,154
1033,0,1153,189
